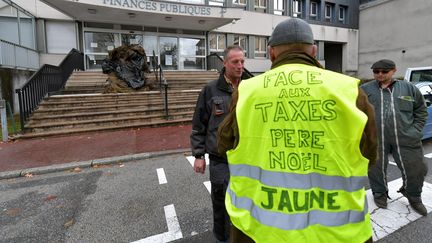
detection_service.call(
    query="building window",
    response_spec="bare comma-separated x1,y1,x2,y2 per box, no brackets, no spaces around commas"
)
339,5,347,22
273,0,285,15
234,34,248,57
233,0,247,5
293,0,302,17
325,3,333,20
255,0,266,8
255,36,267,58
310,1,318,17
209,0,224,6
209,33,226,52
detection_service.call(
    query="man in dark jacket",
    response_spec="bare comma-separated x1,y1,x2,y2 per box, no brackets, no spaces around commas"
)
361,59,428,216
190,45,245,243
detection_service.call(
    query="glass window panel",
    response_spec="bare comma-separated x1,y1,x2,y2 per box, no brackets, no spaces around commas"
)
233,0,247,4
144,35,158,57
84,32,117,53
180,57,206,70
47,21,77,54
121,34,143,46
217,35,226,50
0,4,19,44
180,38,205,56
18,11,35,49
209,33,217,50
85,54,108,69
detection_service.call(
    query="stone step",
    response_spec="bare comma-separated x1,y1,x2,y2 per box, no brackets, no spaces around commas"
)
17,117,192,139
32,101,195,115
26,110,193,133
28,105,194,123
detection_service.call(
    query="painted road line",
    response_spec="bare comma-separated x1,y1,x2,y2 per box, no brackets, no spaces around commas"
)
367,178,432,241
389,161,397,166
132,204,183,243
156,168,167,184
186,154,210,167
424,153,432,158
203,181,211,193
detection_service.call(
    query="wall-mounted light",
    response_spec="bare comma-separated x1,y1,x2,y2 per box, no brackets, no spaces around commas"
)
165,16,172,21
198,20,205,24
128,13,136,18
88,8,97,14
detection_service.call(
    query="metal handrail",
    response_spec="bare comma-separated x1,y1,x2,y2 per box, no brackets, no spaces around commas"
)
206,52,254,79
150,51,169,118
15,48,84,131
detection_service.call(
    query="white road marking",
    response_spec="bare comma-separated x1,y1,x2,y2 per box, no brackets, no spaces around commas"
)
157,168,167,184
389,161,397,166
131,204,183,243
368,179,432,241
424,153,432,158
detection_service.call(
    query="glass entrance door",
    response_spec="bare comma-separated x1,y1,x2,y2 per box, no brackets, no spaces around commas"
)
179,37,206,70
159,37,178,70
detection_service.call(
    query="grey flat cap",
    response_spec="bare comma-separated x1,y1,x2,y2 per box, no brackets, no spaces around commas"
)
268,18,314,47
371,59,396,69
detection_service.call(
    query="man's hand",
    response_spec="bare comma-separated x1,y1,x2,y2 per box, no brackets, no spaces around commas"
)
194,158,206,174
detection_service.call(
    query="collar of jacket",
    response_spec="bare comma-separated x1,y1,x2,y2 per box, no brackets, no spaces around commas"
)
216,68,234,93
374,78,398,89
271,51,323,69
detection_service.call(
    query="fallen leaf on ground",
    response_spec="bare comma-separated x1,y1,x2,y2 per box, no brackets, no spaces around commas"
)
64,219,74,228
5,208,20,217
72,167,82,173
44,195,57,201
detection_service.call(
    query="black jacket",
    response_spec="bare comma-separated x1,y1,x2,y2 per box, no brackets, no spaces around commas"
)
190,71,233,162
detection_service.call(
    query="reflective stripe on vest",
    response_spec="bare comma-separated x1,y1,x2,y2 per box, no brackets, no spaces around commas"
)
227,185,368,230
229,163,368,192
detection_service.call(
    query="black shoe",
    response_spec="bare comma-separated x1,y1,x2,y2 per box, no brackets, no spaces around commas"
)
398,187,428,216
373,194,388,209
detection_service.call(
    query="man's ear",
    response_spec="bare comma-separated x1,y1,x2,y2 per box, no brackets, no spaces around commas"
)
268,46,276,62
310,45,318,58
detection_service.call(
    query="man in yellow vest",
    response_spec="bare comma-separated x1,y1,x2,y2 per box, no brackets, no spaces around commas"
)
218,18,378,243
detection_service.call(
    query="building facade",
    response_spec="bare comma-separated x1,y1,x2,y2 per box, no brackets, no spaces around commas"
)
358,0,432,79
1,0,360,112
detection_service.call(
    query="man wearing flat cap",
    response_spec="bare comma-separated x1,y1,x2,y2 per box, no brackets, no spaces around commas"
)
218,18,377,243
361,59,428,216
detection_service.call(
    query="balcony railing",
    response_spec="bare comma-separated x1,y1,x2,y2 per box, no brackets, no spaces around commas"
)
0,39,39,70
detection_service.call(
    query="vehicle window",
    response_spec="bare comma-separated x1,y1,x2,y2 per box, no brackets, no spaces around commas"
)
411,70,432,82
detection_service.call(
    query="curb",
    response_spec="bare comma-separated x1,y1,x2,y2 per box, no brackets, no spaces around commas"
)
0,148,190,180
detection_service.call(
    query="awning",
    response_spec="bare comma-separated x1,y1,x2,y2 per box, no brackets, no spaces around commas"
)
41,0,243,31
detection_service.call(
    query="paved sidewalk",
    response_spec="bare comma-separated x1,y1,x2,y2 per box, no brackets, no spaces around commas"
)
0,124,192,178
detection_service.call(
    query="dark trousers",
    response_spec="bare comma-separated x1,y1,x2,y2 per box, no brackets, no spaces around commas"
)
210,160,230,242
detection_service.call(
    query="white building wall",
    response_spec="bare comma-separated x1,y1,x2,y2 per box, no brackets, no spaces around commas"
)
11,0,72,20
216,11,359,73
358,0,432,80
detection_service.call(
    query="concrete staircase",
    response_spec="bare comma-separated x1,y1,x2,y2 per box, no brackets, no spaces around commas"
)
18,70,219,139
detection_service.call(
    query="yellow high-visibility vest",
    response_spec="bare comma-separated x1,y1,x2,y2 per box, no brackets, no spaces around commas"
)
226,63,372,242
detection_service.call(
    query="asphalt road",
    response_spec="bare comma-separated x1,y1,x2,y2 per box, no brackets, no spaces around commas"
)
1,140,432,243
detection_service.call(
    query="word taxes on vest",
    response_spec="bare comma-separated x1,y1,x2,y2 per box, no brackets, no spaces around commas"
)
255,69,339,173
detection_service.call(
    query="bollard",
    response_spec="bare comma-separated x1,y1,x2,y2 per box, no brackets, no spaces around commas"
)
0,99,8,142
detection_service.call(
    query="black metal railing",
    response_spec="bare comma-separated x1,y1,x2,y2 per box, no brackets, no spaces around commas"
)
206,53,254,80
15,48,84,131
151,51,169,118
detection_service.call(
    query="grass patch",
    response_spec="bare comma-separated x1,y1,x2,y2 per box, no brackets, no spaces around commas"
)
0,114,21,140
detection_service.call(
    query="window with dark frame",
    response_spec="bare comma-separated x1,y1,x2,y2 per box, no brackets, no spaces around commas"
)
325,3,332,19
293,0,302,17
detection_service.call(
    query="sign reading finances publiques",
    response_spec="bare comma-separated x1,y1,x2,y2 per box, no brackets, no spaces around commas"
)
102,0,213,16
